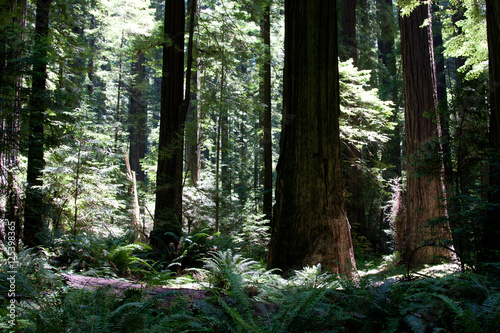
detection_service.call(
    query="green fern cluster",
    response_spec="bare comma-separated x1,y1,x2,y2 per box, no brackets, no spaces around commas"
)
48,231,151,277
2,247,500,332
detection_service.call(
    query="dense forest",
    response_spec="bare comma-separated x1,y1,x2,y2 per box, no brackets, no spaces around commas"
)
1,0,500,331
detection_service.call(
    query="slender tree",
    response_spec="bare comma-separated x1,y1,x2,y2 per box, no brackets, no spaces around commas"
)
129,52,147,182
261,4,273,221
341,0,366,242
341,0,357,66
151,0,185,251
268,1,356,276
399,1,452,266
432,4,453,193
0,0,27,247
24,0,52,247
185,0,201,187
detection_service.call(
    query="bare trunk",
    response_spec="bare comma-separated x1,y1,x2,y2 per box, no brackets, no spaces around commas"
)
483,0,500,263
24,0,52,247
129,52,147,182
152,0,185,251
269,1,356,276
399,2,453,266
262,5,273,221
0,0,27,247
185,0,201,187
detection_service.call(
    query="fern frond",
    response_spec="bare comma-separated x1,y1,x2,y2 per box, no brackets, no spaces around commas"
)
479,293,500,331
434,293,465,317
272,287,328,332
403,314,426,333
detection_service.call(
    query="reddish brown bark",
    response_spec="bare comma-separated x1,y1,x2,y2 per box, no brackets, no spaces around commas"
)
399,2,453,266
268,1,356,276
151,0,185,251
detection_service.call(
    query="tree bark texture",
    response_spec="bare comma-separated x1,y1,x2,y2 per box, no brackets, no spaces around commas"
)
152,0,185,251
268,1,356,276
24,0,52,247
129,52,147,183
432,4,453,194
0,0,27,246
484,0,500,263
262,5,273,221
184,0,200,187
341,0,357,66
341,0,366,242
399,2,452,266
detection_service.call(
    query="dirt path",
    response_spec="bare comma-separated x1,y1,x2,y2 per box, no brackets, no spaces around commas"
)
62,274,208,300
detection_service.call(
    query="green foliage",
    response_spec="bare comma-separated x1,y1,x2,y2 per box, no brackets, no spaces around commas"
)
202,249,262,290
2,244,500,333
339,59,395,150
47,231,151,277
395,0,424,17
443,0,488,80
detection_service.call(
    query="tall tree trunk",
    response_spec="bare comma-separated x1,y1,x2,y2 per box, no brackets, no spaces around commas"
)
0,0,27,247
215,60,225,233
377,0,396,98
483,0,500,264
378,0,402,180
341,0,357,66
114,30,124,154
24,0,52,247
268,1,356,276
341,0,366,243
185,0,200,187
399,2,453,266
432,3,453,195
129,52,147,182
151,0,185,251
262,5,273,221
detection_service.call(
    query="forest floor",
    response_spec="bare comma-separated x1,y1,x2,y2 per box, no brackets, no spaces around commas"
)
61,262,461,296
62,273,208,300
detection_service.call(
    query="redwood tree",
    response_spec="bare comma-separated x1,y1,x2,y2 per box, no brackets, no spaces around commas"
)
399,1,452,266
484,0,500,264
151,0,185,251
262,4,272,221
0,0,27,247
340,0,366,243
268,1,356,276
24,0,52,247
129,52,146,183
185,0,201,188
341,0,357,66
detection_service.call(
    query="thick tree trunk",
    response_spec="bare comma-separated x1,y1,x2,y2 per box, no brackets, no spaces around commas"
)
24,0,52,247
268,1,356,276
399,2,453,266
483,0,500,264
151,0,185,251
129,52,147,182
262,5,273,221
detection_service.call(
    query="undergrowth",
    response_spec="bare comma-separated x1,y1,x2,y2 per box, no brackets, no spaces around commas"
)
1,240,500,332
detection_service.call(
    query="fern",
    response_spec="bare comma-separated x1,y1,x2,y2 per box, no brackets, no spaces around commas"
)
434,293,465,317
479,293,500,332
272,287,329,332
402,314,426,333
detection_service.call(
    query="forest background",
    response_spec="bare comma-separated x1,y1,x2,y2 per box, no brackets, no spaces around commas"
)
1,0,500,332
